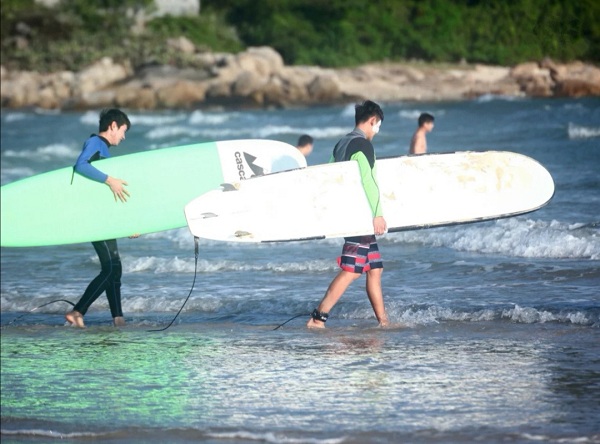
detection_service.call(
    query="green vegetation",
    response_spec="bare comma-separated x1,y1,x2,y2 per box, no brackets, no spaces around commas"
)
213,0,599,66
1,0,598,72
0,0,243,71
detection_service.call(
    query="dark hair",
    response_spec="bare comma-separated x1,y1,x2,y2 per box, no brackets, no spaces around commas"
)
418,113,434,126
99,108,131,132
297,134,313,146
355,100,384,125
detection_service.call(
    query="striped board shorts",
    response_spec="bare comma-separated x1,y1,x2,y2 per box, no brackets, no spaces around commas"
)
337,235,383,274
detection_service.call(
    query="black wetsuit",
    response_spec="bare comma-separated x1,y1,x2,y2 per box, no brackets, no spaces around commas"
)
73,239,123,317
72,135,123,318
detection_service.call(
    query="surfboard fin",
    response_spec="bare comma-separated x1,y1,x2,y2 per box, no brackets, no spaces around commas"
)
235,231,253,238
220,183,240,191
200,212,218,219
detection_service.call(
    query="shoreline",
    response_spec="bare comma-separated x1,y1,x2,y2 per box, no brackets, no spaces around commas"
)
1,46,599,111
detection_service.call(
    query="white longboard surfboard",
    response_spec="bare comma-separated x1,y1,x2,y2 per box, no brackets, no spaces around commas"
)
1,139,306,247
184,151,555,243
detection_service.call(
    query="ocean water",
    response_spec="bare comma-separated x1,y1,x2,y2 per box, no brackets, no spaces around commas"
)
1,97,599,444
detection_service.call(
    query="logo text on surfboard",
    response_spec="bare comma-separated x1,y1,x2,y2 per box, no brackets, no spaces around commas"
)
235,151,264,180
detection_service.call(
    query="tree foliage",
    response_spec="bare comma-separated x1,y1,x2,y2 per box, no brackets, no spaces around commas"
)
1,0,597,72
210,0,599,66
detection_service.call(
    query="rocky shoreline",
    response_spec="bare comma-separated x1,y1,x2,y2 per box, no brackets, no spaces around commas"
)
1,46,599,110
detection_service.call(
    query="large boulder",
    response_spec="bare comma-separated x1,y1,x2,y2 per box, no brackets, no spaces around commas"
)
1,71,43,107
113,81,157,109
307,73,341,102
156,80,206,108
74,57,131,96
1,49,598,109
510,62,554,96
544,60,600,97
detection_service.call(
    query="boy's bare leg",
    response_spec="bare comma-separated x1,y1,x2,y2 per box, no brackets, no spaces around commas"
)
366,268,389,327
113,316,125,327
65,310,85,328
307,270,359,328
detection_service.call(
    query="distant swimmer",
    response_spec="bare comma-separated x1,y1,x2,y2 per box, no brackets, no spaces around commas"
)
296,134,314,157
409,113,434,155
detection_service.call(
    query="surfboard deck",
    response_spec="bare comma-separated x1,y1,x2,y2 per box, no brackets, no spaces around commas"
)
1,139,306,247
184,151,555,242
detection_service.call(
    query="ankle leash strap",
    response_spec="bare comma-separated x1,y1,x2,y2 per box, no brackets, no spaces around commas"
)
311,309,329,323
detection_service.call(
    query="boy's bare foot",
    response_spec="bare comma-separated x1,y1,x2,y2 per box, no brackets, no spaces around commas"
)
377,313,390,328
306,318,326,329
65,310,85,328
113,316,125,327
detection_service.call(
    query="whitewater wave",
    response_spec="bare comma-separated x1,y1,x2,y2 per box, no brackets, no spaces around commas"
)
345,303,599,326
2,112,29,123
386,218,600,259
398,109,447,121
2,294,596,327
80,110,190,127
255,125,348,139
474,94,523,103
188,110,231,125
3,143,78,160
0,429,102,440
143,218,600,260
145,126,204,140
1,166,37,184
124,256,335,274
568,122,600,139
0,427,345,444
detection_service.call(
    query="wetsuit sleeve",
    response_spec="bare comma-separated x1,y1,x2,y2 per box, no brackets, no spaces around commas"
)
350,151,383,217
74,137,109,183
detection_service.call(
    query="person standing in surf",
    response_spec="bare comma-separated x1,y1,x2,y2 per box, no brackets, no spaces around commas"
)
65,108,132,328
409,112,434,155
307,100,389,328
295,134,314,157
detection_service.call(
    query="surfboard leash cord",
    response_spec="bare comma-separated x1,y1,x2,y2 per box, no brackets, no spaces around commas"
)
273,313,311,330
147,236,200,332
3,237,310,331
2,238,200,331
1,299,76,328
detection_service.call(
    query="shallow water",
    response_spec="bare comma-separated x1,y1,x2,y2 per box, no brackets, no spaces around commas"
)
2,97,599,443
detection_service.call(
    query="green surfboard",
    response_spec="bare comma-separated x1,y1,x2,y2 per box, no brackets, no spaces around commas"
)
1,139,306,247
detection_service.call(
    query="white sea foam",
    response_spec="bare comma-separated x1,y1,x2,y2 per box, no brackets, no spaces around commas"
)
79,110,100,126
80,110,192,127
0,429,102,439
501,304,597,325
138,117,348,141
474,93,523,103
386,218,600,259
131,113,188,126
3,143,77,159
2,291,596,326
207,431,346,444
341,103,356,117
188,110,231,125
381,304,597,326
1,166,36,183
398,109,446,120
398,110,422,120
568,122,600,139
123,256,336,274
254,124,348,139
2,112,28,122
295,126,349,138
145,126,204,140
